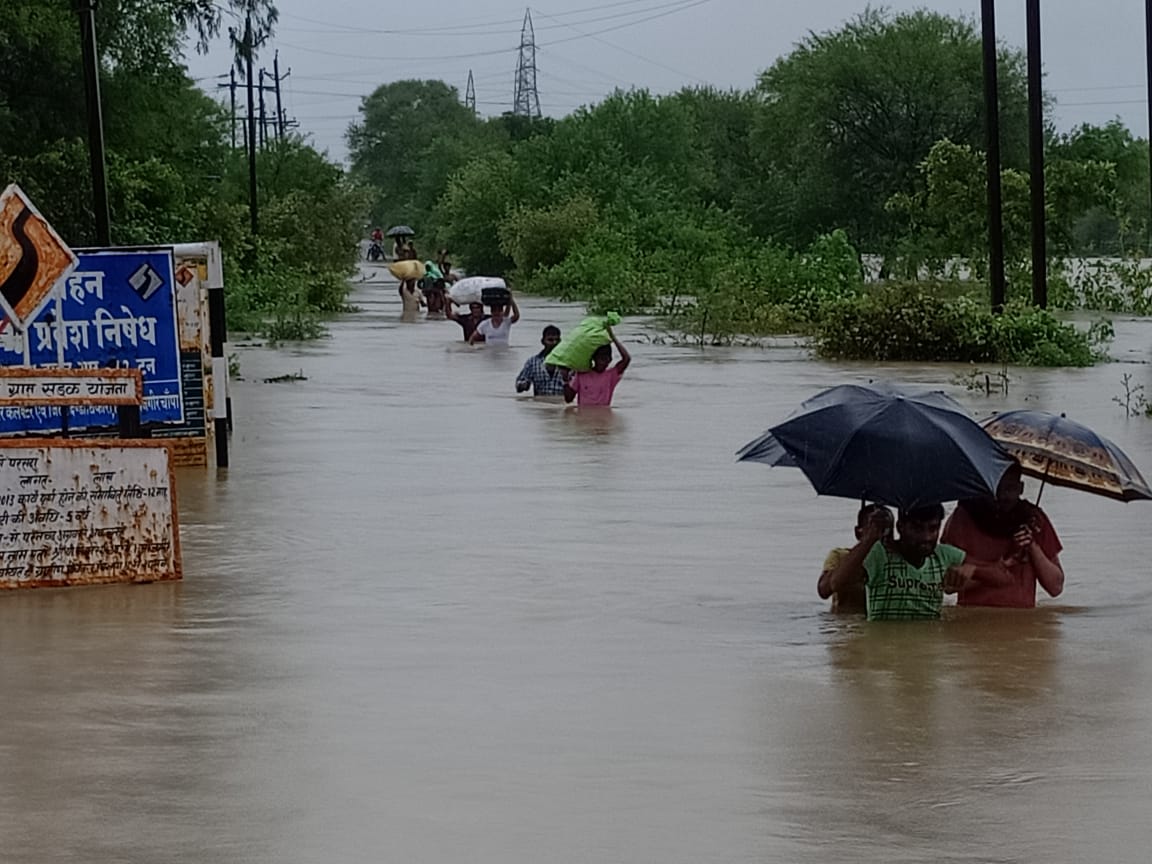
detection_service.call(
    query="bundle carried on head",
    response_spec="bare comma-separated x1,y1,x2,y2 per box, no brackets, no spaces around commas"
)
387,260,426,281
449,276,506,305
545,312,622,370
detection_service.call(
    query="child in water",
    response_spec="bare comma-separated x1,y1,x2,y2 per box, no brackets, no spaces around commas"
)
562,325,630,407
818,504,893,613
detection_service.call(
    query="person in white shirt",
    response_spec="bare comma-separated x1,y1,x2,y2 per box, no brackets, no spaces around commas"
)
469,293,520,346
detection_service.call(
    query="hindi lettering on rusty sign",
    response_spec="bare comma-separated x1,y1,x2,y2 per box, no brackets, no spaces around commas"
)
0,441,181,589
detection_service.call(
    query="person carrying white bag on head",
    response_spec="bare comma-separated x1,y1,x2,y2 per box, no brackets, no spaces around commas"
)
469,290,520,346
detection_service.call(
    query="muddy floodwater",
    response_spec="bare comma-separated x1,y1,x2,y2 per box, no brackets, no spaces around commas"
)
1,270,1151,863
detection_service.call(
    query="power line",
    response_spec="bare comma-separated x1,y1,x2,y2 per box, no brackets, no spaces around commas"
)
274,0,708,66
274,0,686,34
274,0,720,38
535,0,712,49
531,1,709,85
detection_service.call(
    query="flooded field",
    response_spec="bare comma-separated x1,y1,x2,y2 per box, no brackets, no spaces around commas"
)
1,270,1150,863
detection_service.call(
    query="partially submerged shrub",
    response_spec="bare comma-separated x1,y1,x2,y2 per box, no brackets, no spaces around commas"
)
811,284,1104,366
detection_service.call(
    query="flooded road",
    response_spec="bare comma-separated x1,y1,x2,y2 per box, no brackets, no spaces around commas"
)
1,271,1151,862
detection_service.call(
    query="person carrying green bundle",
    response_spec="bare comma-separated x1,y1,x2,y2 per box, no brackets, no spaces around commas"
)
561,324,630,407
545,312,622,371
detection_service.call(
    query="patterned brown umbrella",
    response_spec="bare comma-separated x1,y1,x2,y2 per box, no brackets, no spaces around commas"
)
980,410,1152,502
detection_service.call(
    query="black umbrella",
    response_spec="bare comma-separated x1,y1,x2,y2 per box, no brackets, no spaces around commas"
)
386,225,415,237
733,430,797,468
737,382,1015,510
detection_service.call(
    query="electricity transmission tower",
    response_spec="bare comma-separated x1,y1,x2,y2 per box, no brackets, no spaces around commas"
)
512,9,541,118
465,69,476,114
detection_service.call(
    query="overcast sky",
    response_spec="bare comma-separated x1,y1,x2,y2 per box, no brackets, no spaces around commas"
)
184,0,1152,163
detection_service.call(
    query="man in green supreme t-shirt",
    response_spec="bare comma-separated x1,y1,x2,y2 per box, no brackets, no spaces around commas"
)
826,504,993,621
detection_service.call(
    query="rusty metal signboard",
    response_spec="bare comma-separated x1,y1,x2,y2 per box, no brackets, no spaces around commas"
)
0,368,142,407
0,441,181,589
0,184,77,328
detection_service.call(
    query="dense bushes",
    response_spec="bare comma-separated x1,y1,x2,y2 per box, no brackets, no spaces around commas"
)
811,286,1101,366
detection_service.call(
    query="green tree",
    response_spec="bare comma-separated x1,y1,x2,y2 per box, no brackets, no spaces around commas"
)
1050,121,1150,253
887,140,1114,286
347,79,485,229
750,8,1030,249
668,87,762,212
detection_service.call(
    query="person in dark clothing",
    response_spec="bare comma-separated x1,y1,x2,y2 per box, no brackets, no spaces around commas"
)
446,300,488,342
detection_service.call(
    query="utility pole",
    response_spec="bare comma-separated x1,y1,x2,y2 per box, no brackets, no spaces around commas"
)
273,51,286,139
74,0,111,245
217,69,239,149
980,0,1006,313
512,9,541,119
243,13,259,235
230,67,238,149
1145,0,1152,252
1026,0,1047,308
258,68,268,150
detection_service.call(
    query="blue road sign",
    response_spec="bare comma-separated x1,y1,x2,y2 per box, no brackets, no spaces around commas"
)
0,249,184,433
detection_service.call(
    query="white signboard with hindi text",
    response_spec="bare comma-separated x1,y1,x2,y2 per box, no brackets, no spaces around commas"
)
0,368,142,407
0,441,181,589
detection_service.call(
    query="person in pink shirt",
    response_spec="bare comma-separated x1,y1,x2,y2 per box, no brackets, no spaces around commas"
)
941,461,1065,608
562,325,630,407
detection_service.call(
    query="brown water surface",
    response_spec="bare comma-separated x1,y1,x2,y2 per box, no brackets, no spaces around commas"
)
1,271,1150,862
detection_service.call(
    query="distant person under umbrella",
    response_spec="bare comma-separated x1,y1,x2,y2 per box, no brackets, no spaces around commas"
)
393,236,415,261
941,461,1065,608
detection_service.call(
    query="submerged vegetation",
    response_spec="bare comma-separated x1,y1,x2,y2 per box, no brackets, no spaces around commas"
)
5,4,1149,360
347,9,1152,365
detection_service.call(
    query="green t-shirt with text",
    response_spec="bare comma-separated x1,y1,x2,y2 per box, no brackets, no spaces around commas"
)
863,541,965,621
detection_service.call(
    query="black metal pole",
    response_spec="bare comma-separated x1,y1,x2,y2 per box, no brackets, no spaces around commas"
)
258,68,267,150
208,284,230,468
244,14,259,236
230,67,237,149
1146,0,1152,253
274,51,285,140
75,0,111,246
1026,0,1047,308
981,0,1007,313
116,405,143,439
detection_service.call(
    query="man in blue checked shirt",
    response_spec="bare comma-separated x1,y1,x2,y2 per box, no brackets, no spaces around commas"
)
515,325,566,397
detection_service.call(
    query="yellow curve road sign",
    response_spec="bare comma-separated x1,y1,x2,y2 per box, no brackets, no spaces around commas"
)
0,184,78,329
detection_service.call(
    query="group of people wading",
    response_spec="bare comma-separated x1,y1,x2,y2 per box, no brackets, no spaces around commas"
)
376,235,631,408
818,462,1064,620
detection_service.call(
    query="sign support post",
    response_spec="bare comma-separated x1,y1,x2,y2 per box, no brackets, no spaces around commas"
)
74,0,111,246
208,282,229,468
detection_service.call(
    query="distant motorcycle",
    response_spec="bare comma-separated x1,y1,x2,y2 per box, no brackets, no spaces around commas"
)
366,241,384,262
